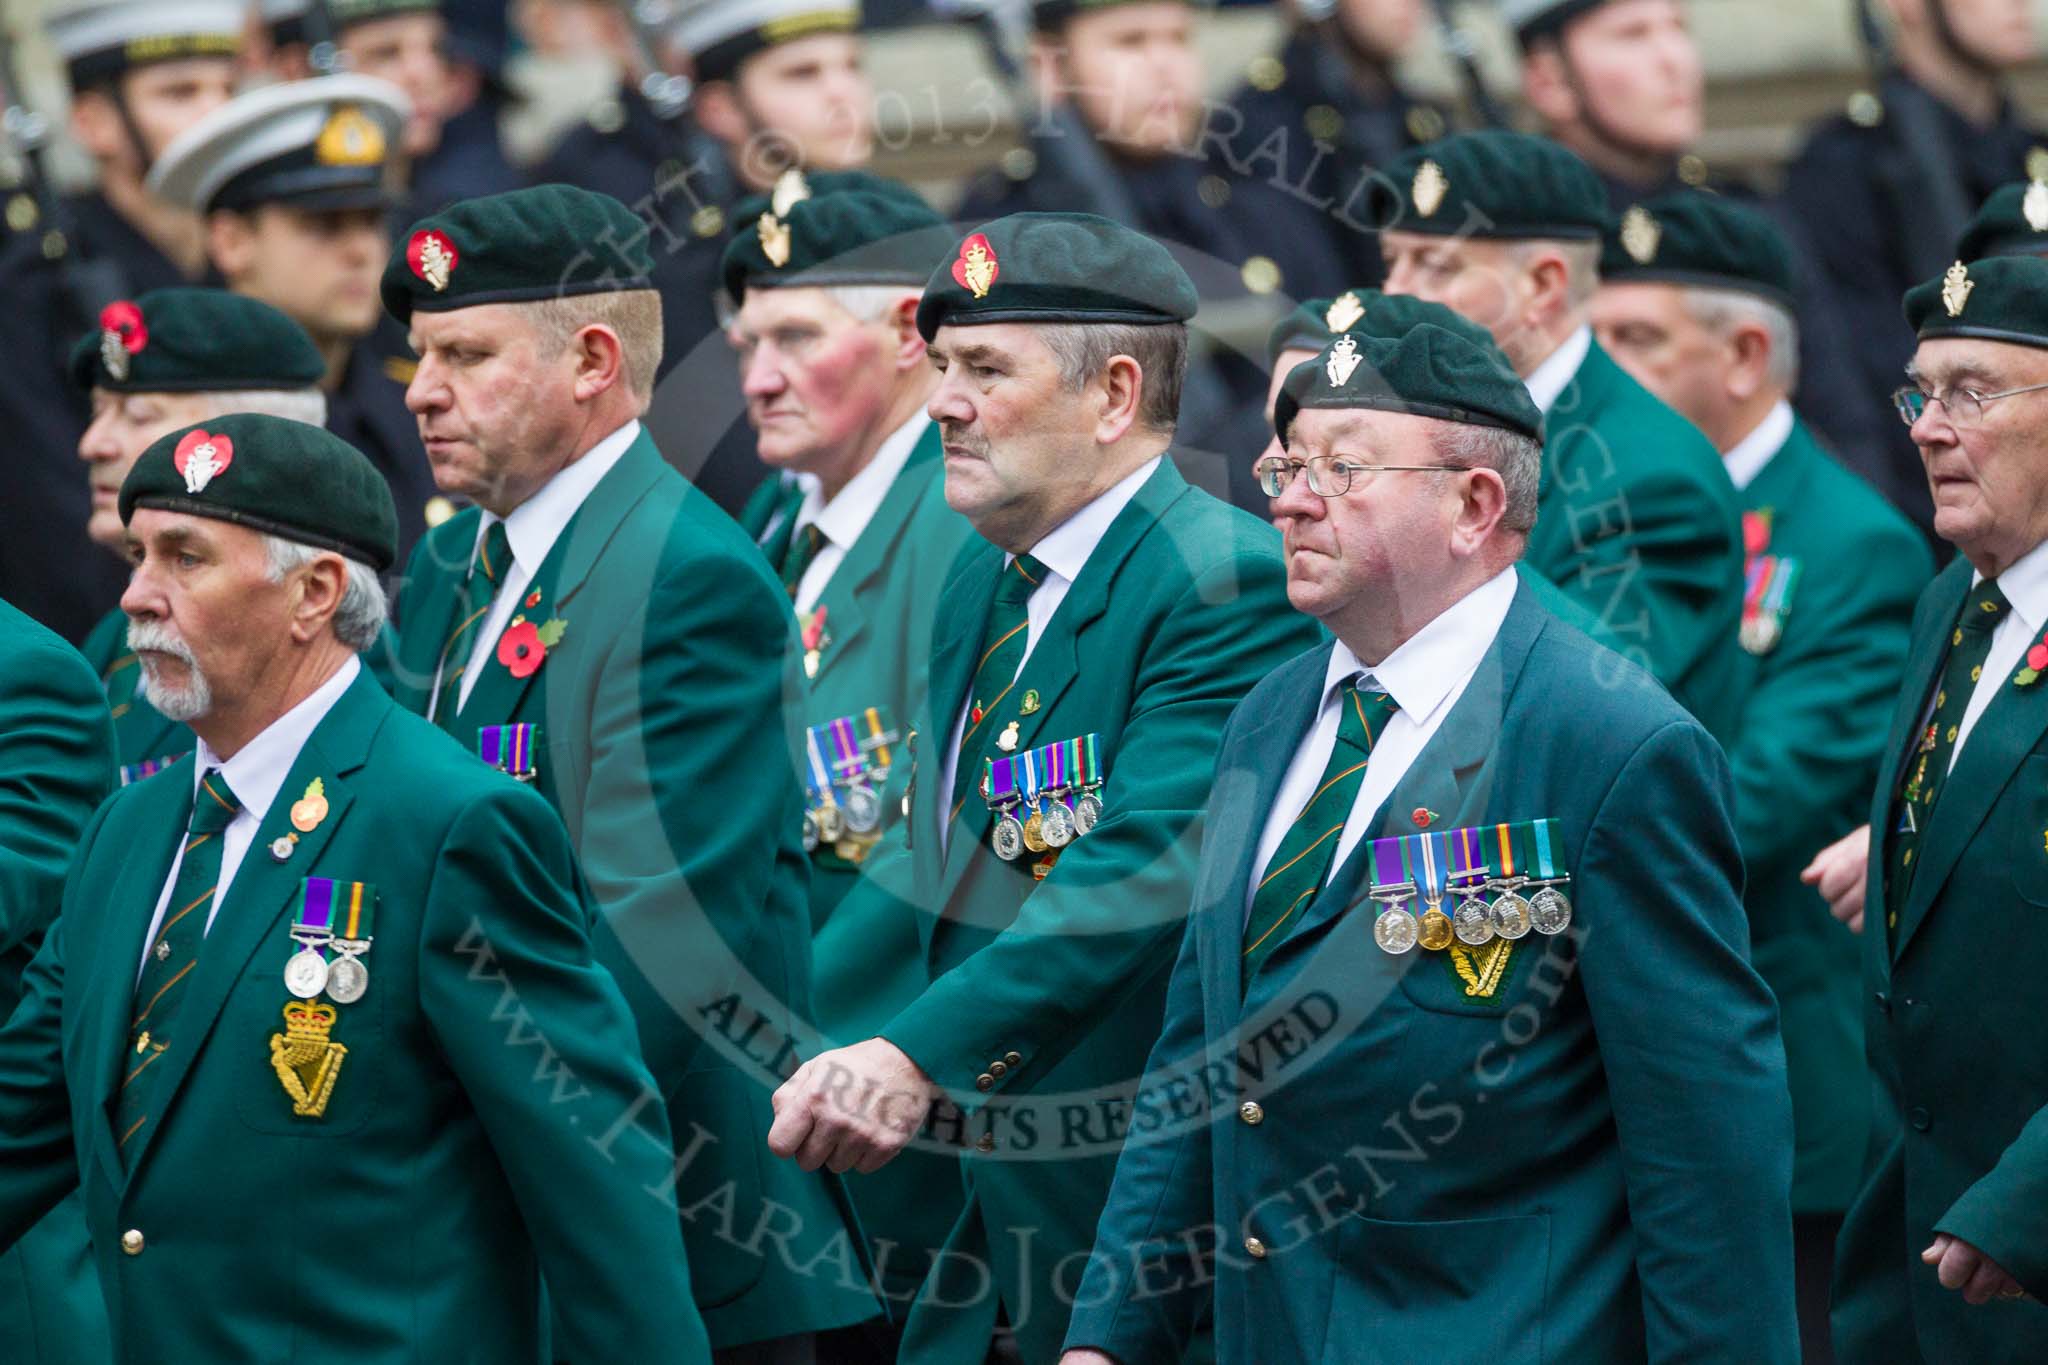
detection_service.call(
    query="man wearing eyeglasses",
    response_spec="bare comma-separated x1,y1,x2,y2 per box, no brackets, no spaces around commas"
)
1824,253,2048,1363
1592,191,1933,1363
1061,298,1796,1365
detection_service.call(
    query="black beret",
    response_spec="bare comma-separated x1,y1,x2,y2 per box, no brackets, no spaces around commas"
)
1905,256,2048,352
916,212,1198,341
69,288,325,394
1373,132,1607,242
1957,180,2048,262
120,413,400,571
383,184,654,323
1266,289,1501,364
720,170,947,303
1275,323,1541,445
1597,193,1797,310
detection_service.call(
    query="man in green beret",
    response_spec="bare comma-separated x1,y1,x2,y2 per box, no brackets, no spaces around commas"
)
1819,254,2048,1362
0,411,711,1362
1061,313,1798,1365
0,604,117,1362
146,74,447,569
1592,191,1934,1359
69,287,331,780
380,183,879,1357
721,169,977,1339
764,211,1322,1363
1375,130,1748,745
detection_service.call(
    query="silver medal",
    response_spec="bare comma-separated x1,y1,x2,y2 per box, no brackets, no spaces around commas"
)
1488,891,1532,941
1373,906,1419,955
284,947,329,1000
1453,899,1495,946
1073,791,1102,834
1042,800,1075,847
326,954,368,1005
1529,886,1573,935
801,810,819,853
842,784,881,834
993,813,1026,861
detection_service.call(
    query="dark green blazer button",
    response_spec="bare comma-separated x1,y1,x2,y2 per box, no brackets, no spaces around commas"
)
1909,1106,1932,1131
1874,992,1891,1016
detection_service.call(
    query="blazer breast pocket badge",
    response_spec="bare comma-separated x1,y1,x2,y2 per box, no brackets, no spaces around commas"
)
1365,820,1573,1000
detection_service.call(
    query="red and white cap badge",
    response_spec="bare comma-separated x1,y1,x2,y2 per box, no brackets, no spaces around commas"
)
408,229,458,292
173,429,233,495
953,233,998,300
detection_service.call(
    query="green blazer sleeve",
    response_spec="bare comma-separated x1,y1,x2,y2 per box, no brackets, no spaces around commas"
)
0,616,114,959
572,552,809,1085
1059,891,1216,1365
1576,717,1798,1361
1935,1108,2048,1291
418,783,712,1365
882,550,1307,1100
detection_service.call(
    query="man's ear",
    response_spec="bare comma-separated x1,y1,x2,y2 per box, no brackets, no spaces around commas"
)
68,88,126,163
886,294,925,372
570,324,628,403
693,80,750,151
1520,41,1579,128
288,551,351,644
206,210,259,282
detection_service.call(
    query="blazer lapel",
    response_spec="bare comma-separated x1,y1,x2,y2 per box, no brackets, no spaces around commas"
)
120,670,385,1179
809,427,944,689
85,773,192,1194
921,545,1002,888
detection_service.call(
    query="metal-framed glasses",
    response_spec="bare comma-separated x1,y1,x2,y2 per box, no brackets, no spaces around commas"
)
1891,381,2048,427
1255,455,1463,498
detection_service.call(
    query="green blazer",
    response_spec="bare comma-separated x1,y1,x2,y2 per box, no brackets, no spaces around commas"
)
1527,338,1747,745
1064,580,1798,1365
839,458,1322,1363
389,430,878,1347
1834,555,2048,1363
79,607,188,777
0,664,710,1363
1729,419,1932,1215
0,599,115,1365
737,423,979,1303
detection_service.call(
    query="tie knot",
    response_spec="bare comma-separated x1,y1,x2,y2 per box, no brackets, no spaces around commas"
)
1963,580,2012,635
473,520,512,585
1334,678,1398,755
996,554,1048,607
191,769,241,836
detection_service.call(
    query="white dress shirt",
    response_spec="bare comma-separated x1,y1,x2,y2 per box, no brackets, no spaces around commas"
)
436,420,641,715
138,654,360,976
791,412,929,613
1521,324,1592,416
936,455,1162,850
1719,399,1795,491
1950,537,2048,772
1245,567,1519,916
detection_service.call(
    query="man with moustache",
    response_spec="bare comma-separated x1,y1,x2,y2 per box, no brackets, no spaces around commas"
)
0,412,710,1363
1818,255,2048,1362
765,212,1322,1363
381,183,878,1358
69,288,331,778
1592,192,1933,1361
146,76,447,568
1375,131,1747,744
1061,302,1797,1365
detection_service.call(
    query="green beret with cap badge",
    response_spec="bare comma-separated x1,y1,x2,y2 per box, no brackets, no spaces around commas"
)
720,169,948,303
1372,132,1607,243
916,211,1198,341
1904,255,2048,351
120,412,400,571
70,287,325,394
1597,193,1798,311
1956,180,2048,262
382,183,655,323
1267,288,1501,364
1275,321,1541,445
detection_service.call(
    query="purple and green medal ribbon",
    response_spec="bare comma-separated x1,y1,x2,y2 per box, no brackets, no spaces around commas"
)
296,877,376,943
1449,824,1486,896
1042,738,1068,802
828,715,868,788
477,723,536,777
982,753,1019,807
119,753,186,787
1369,834,1412,904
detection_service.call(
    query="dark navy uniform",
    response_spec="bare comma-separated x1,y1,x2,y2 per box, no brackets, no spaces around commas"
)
1783,74,2043,540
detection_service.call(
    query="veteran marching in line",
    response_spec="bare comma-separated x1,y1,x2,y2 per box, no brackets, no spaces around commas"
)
5,2,2048,1364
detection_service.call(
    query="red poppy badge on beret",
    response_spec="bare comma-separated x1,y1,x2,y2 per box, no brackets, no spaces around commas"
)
98,300,147,381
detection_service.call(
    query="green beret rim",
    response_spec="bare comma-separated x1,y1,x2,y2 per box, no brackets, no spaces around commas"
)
1599,265,1795,313
1278,394,1541,446
1378,218,1603,242
1912,322,2048,352
127,495,392,571
923,306,1187,333
393,276,656,318
75,372,318,395
740,266,929,294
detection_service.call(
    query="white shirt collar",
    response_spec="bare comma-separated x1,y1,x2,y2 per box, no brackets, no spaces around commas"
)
476,419,641,577
1320,566,1519,723
1016,455,1162,584
801,411,929,553
1522,325,1593,416
192,655,360,822
1720,400,1795,492
1973,535,2048,637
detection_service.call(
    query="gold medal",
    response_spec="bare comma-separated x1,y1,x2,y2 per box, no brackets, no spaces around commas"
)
1417,904,1454,952
1021,811,1047,853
